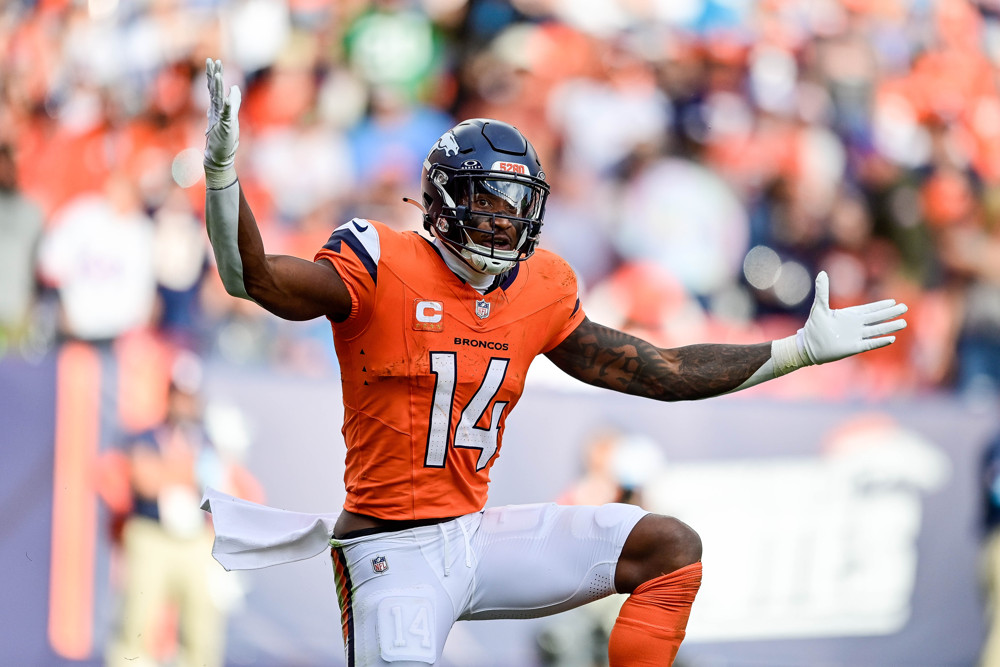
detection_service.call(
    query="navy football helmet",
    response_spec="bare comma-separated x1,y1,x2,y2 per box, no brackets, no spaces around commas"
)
420,119,549,275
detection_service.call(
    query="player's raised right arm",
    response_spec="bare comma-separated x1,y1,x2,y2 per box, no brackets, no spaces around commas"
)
203,59,350,322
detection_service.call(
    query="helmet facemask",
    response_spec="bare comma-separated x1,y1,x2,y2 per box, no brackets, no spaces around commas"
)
427,166,548,275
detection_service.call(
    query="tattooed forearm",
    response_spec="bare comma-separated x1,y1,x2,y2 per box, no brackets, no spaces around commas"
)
546,319,772,401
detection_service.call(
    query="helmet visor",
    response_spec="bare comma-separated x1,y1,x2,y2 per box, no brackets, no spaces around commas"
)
465,176,545,221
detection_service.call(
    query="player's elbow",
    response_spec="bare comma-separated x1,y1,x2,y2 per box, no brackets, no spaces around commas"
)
215,270,254,303
241,277,324,321
221,278,248,299
240,261,283,303
245,276,293,314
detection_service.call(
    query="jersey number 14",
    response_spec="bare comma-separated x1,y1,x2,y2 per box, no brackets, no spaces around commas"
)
424,352,509,471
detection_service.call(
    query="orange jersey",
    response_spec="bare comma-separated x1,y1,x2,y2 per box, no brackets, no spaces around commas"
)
314,219,585,520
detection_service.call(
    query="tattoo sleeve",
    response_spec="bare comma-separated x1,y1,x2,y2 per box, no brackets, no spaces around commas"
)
545,318,773,401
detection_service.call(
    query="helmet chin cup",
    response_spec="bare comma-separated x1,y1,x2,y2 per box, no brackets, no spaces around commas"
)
436,233,513,276
462,248,513,275
459,233,517,275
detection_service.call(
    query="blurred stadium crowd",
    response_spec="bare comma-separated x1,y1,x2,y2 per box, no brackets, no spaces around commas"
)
3,0,1000,400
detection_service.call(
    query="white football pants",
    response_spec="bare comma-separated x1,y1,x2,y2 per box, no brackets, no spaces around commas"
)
329,502,648,666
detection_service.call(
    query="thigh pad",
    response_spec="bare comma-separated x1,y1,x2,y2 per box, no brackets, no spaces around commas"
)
376,592,437,664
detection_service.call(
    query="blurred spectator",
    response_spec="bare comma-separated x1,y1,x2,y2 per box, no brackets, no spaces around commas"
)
617,156,751,307
583,260,712,349
152,189,211,350
342,0,445,104
104,352,261,667
547,33,671,179
556,428,667,508
37,171,157,344
927,165,1000,398
0,143,44,353
345,84,453,226
248,108,355,224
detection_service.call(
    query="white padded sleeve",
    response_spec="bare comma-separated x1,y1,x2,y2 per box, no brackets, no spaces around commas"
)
205,181,252,301
728,332,809,393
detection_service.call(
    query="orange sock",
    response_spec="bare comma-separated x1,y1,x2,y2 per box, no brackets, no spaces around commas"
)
607,561,702,667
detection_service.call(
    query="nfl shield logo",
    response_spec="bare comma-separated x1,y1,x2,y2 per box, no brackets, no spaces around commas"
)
475,299,491,319
372,555,388,574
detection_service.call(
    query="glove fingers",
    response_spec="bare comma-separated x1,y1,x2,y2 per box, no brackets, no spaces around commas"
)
207,74,222,126
207,60,227,118
864,336,896,351
842,298,896,315
207,60,219,98
863,302,908,324
205,61,214,111
812,271,830,312
864,319,907,339
224,85,242,119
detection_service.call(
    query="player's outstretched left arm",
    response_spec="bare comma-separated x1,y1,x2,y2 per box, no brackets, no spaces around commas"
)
545,271,907,401
203,58,350,322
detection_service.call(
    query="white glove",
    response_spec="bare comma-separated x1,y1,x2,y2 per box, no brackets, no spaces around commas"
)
204,58,242,190
772,271,908,376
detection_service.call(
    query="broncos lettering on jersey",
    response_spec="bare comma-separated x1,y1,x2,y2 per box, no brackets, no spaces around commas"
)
314,219,585,520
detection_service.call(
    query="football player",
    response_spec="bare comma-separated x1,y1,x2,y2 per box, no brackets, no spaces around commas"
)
201,59,907,667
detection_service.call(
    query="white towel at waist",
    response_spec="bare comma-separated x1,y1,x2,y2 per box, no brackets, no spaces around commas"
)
200,487,340,571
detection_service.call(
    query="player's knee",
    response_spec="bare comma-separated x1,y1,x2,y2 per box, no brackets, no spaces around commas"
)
618,515,702,592
653,515,702,572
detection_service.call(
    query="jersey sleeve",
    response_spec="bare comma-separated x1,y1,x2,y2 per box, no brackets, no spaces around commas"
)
313,218,382,334
540,256,587,354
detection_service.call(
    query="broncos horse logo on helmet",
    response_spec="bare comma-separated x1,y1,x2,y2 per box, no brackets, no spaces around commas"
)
420,119,550,275
436,132,461,157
